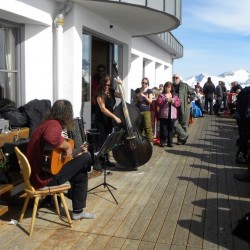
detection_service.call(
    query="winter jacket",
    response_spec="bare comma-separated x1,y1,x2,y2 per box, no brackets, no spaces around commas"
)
156,94,181,119
18,99,51,136
0,98,28,128
175,82,195,115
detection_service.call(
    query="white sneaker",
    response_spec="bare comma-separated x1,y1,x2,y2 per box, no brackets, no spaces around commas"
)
72,211,96,220
88,166,94,173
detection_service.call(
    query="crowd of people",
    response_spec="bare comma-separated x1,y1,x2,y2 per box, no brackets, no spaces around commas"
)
4,63,248,223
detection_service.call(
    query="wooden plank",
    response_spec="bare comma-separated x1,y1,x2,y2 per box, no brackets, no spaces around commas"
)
121,239,141,250
103,237,126,250
141,152,179,243
0,205,9,216
127,153,175,240
0,184,13,195
86,234,111,249
1,115,250,249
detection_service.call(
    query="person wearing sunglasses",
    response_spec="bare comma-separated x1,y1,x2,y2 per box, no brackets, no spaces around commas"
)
95,74,122,168
172,74,195,145
133,77,154,144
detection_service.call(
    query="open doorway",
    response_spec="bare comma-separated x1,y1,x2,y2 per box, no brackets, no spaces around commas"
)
81,33,122,130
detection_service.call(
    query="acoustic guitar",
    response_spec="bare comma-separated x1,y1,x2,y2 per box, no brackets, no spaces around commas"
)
42,139,88,175
42,139,74,175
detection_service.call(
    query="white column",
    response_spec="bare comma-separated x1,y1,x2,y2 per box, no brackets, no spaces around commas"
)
54,14,64,101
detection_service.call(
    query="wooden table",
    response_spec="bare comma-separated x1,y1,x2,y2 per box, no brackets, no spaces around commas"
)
0,127,29,147
0,127,29,215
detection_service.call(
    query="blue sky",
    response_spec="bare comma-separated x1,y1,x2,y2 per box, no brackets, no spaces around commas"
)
172,0,250,79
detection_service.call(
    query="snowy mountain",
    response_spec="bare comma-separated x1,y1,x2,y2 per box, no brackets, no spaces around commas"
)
183,69,250,90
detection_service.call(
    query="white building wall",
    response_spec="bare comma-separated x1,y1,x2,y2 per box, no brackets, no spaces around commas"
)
131,37,173,92
0,0,57,104
24,24,54,102
62,3,132,117
0,1,177,121
0,0,54,26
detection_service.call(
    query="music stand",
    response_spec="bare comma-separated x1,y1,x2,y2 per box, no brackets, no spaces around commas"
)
87,130,124,204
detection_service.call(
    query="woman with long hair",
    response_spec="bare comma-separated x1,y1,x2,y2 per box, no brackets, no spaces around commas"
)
133,77,154,143
156,82,181,147
95,74,122,167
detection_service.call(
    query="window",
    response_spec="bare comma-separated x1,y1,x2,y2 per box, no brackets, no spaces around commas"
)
0,22,20,105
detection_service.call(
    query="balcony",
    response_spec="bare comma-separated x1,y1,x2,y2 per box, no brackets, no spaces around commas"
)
147,31,183,58
63,0,182,36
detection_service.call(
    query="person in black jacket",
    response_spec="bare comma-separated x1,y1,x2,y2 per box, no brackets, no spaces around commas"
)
214,81,223,116
233,87,250,182
203,77,215,115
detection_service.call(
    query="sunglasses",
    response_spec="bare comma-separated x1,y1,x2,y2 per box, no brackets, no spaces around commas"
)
98,69,105,73
104,84,111,87
142,81,148,84
173,77,179,79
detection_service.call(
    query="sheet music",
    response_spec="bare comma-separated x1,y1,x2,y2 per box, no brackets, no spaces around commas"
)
94,130,124,157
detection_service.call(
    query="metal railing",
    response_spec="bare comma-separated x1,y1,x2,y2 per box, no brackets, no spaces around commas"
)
158,32,183,57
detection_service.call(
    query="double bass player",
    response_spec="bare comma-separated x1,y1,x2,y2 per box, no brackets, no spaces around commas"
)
95,74,122,168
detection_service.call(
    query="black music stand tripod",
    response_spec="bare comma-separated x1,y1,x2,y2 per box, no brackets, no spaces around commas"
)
87,130,124,204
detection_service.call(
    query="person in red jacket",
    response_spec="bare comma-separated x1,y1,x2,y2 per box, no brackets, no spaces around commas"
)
26,99,95,220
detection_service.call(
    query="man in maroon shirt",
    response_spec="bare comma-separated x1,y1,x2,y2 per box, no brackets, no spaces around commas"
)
26,99,95,220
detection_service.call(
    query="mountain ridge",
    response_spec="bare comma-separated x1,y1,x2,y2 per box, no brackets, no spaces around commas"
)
183,69,250,90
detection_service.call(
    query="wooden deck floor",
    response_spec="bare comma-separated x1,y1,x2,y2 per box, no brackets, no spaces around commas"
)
1,115,250,250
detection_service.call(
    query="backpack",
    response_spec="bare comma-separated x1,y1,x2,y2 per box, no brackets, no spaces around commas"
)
192,103,203,118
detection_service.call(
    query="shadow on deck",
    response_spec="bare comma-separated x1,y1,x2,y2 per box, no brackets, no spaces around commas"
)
0,114,250,250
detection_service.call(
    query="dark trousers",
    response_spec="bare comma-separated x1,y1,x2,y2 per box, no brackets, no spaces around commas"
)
222,97,227,110
48,153,92,211
237,120,250,158
160,118,174,145
214,97,222,115
205,96,214,115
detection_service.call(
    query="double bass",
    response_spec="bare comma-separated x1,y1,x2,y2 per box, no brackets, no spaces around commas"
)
112,63,152,168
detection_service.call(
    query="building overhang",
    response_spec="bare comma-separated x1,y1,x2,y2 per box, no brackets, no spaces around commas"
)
56,0,181,36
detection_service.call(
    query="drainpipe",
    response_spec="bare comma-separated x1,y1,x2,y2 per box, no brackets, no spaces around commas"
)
53,0,73,100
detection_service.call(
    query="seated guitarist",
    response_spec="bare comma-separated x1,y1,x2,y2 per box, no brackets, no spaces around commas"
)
26,99,95,220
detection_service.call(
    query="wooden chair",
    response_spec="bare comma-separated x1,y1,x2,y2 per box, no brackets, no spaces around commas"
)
14,147,73,236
